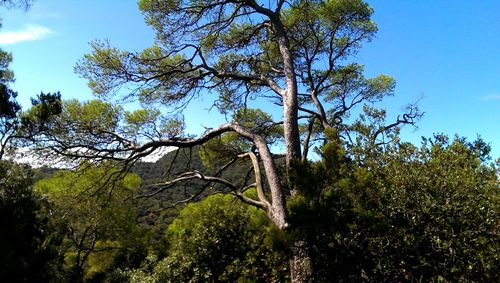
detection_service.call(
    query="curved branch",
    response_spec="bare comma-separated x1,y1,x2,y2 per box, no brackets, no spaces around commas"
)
373,104,423,145
137,170,268,210
238,151,271,209
132,122,287,227
302,116,316,160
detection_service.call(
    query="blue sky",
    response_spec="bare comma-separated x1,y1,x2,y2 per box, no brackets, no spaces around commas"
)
1,0,499,158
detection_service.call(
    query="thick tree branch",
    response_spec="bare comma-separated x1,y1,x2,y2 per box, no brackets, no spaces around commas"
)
238,151,271,209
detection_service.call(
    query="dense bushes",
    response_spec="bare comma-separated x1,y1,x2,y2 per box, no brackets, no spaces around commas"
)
288,136,499,281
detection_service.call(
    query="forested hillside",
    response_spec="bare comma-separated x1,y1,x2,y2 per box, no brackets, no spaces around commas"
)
132,146,270,233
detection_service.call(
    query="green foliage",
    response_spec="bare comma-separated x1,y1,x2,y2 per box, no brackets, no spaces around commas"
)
283,0,377,55
288,136,380,282
75,40,131,96
35,163,148,282
0,84,20,119
0,47,21,159
15,1,495,281
199,132,247,170
288,135,499,281
132,147,212,236
0,84,21,159
0,161,63,282
0,48,14,84
0,23,62,159
368,137,499,281
19,92,62,135
76,0,392,132
122,193,288,282
23,98,188,159
75,40,201,107
326,64,395,103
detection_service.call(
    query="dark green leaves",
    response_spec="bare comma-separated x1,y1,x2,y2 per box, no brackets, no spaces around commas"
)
0,84,20,119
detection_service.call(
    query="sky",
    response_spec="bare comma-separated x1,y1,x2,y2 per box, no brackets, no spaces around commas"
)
0,0,499,158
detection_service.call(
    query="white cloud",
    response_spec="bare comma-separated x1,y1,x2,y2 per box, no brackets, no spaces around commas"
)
0,25,53,45
480,94,500,101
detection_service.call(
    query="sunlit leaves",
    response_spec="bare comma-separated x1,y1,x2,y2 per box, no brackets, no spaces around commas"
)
199,132,248,170
23,97,187,162
76,40,131,96
61,99,121,137
369,137,499,280
326,64,395,102
124,108,161,137
34,164,141,280
75,0,395,155
123,193,287,282
35,162,140,202
234,108,272,130
77,40,204,108
159,116,185,138
319,0,376,32
124,108,185,139
139,0,185,43
284,0,376,71
83,0,381,114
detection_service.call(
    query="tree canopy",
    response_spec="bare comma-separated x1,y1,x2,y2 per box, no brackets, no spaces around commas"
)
9,1,498,282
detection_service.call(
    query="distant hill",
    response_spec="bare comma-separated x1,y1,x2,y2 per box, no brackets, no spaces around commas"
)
132,147,212,234
131,146,263,236
32,146,279,237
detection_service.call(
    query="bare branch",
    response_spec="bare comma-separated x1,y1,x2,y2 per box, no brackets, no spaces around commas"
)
238,151,271,209
302,116,316,160
373,104,423,145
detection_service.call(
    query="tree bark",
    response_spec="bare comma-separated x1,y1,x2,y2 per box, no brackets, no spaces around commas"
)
241,2,302,166
283,88,302,167
270,15,312,282
253,135,288,229
268,14,302,168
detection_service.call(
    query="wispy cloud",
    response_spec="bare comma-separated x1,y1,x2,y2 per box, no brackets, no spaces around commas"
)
480,94,500,101
0,25,53,45
33,12,62,20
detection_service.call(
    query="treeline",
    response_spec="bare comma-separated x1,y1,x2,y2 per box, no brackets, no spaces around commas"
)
1,135,498,282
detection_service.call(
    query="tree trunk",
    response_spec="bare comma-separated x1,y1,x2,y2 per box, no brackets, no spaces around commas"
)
283,89,302,167
255,135,288,229
290,239,313,283
272,18,302,168
264,13,310,282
